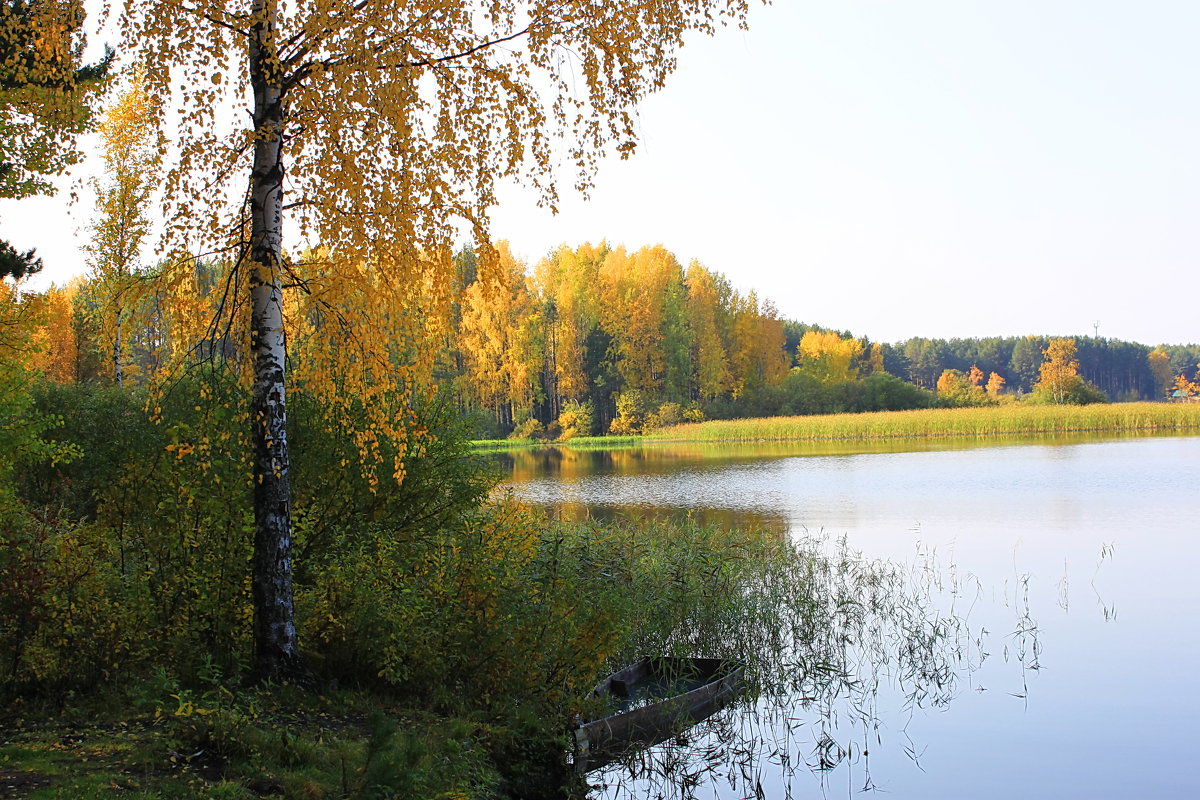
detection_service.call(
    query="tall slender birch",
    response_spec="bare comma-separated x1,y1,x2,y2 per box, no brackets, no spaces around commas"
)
86,74,161,388
118,0,756,681
244,0,298,677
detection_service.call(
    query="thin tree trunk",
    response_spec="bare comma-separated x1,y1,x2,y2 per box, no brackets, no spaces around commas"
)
248,0,304,682
114,310,123,388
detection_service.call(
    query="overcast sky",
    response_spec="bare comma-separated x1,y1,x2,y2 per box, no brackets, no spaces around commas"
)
5,0,1198,345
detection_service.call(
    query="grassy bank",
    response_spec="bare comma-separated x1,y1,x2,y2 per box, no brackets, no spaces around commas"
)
652,402,1200,443
0,506,808,799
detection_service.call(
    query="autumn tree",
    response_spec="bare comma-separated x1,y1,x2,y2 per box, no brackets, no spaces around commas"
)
1148,347,1173,399
119,0,755,679
863,341,885,376
1034,337,1080,405
1,0,111,275
683,261,730,401
985,371,1006,398
935,366,993,407
748,297,789,389
721,290,786,397
1031,337,1107,405
1173,365,1200,401
796,330,863,387
459,242,540,429
85,72,162,388
28,279,77,380
598,244,688,402
532,242,604,422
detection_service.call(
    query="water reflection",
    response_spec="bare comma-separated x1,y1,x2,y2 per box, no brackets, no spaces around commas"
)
529,502,789,536
492,429,1188,484
588,535,1045,800
494,435,1200,798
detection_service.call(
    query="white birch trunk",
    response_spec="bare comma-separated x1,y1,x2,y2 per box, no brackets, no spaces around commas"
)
247,0,304,681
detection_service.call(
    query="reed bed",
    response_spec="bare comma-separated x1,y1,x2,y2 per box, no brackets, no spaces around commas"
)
652,402,1200,443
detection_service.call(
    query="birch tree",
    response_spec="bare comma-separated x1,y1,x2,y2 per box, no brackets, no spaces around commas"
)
117,0,754,680
459,242,537,428
683,262,729,401
85,73,161,387
1035,337,1080,405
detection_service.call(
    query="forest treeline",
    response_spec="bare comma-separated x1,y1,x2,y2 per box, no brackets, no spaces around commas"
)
20,239,1200,438
439,243,1200,434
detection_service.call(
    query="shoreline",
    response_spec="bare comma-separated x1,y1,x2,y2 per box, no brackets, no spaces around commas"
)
473,402,1200,450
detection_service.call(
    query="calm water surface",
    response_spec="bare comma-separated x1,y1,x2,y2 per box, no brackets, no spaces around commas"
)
496,434,1200,799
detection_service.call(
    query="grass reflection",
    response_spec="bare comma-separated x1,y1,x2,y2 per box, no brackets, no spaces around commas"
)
494,428,1195,484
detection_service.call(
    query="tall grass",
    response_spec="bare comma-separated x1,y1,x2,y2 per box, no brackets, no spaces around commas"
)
653,402,1200,443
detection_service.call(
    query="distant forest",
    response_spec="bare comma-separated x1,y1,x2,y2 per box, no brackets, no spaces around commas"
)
24,240,1200,438
433,242,1199,436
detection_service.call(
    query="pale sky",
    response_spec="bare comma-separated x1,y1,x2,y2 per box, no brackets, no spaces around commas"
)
4,1,1198,345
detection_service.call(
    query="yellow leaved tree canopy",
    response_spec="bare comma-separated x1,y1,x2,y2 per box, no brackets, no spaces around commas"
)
114,0,757,680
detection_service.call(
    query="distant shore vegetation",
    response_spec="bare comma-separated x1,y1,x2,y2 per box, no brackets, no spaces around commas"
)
25,241,1200,445
651,401,1200,444
484,402,1200,449
436,242,1197,441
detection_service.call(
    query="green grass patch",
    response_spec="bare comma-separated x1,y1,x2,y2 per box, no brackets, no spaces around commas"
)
0,686,508,800
651,402,1200,443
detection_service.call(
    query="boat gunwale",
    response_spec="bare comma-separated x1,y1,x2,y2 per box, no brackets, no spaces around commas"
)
574,656,745,766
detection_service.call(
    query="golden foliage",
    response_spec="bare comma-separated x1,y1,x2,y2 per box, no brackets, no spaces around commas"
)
1174,365,1200,399
121,0,753,297
286,246,453,486
935,367,995,407
115,0,755,485
684,261,731,400
1148,347,1173,397
1035,337,1080,405
458,242,538,428
86,72,163,386
533,243,604,406
0,0,106,197
598,245,683,396
28,281,78,382
727,291,787,397
796,330,863,387
985,371,1006,398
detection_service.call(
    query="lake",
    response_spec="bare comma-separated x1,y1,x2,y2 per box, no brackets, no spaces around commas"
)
494,433,1200,799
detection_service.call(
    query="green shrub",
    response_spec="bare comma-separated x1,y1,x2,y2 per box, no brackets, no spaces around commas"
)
6,376,497,694
509,417,543,440
1026,375,1109,405
0,503,146,694
644,401,683,431
608,390,647,435
554,401,594,440
18,383,151,519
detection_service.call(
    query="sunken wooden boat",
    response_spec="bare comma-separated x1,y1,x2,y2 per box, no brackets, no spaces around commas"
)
573,656,745,770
